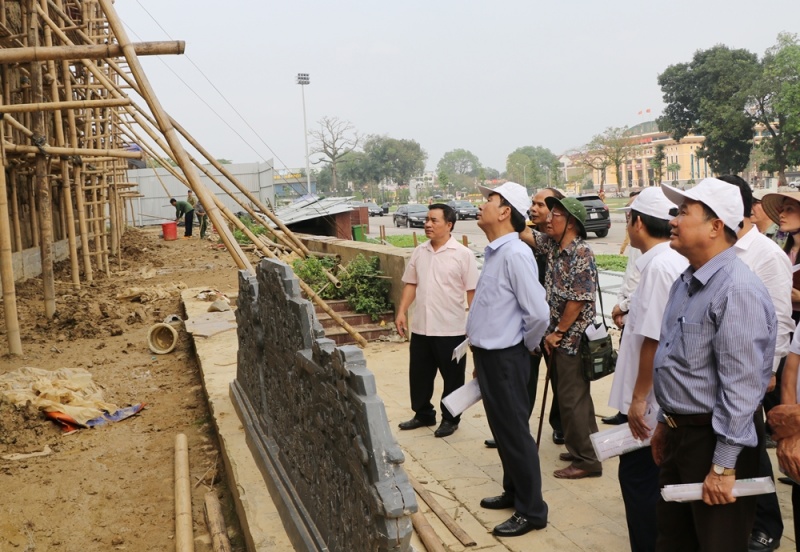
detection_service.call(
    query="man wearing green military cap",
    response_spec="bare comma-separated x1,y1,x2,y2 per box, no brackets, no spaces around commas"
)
523,195,602,479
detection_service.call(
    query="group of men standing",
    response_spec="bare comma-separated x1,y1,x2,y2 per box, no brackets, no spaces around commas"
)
395,177,794,551
170,189,209,239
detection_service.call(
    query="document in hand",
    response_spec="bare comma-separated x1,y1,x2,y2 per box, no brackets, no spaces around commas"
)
451,338,469,362
661,477,776,502
442,379,482,418
590,407,658,461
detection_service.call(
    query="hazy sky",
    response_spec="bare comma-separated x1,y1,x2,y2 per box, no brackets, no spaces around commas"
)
115,0,799,173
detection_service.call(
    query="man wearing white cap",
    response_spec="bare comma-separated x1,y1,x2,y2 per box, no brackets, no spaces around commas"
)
607,188,688,552
467,182,550,537
651,178,778,550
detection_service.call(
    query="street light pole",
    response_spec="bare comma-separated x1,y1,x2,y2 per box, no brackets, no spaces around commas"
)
296,73,312,196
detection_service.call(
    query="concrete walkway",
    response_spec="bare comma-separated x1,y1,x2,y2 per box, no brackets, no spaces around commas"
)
186,289,796,551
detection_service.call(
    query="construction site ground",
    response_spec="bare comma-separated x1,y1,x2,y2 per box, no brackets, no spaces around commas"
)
0,225,796,551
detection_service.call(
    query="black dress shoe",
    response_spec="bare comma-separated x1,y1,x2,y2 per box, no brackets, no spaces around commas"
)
748,530,779,552
552,430,565,445
492,512,546,537
397,417,435,430
434,420,458,438
484,439,497,448
601,412,628,425
779,476,794,485
480,493,515,510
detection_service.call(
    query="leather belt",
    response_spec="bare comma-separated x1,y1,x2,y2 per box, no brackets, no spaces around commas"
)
662,412,713,429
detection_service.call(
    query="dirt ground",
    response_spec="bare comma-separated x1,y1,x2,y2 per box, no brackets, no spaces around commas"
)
0,226,252,551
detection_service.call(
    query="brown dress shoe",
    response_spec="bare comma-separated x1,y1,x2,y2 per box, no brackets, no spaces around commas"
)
558,452,576,462
553,465,602,480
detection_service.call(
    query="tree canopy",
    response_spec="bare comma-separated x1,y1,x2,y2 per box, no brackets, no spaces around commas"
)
504,146,559,189
437,149,481,176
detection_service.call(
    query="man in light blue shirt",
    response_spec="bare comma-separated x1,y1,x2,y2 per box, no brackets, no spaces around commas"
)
466,182,550,538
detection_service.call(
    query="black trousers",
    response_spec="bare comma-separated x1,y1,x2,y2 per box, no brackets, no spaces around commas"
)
752,406,783,542
183,210,195,237
656,413,763,552
619,446,659,552
408,333,466,424
473,342,547,523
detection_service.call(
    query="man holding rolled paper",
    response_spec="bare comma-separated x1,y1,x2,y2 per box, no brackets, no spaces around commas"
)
607,187,687,552
651,178,777,551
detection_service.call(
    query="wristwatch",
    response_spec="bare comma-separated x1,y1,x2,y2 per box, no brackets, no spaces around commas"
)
554,328,566,336
712,464,736,476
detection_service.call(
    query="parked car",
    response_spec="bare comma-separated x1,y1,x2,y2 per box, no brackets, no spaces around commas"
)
447,200,479,220
393,204,429,228
349,201,383,217
574,194,610,238
381,202,390,215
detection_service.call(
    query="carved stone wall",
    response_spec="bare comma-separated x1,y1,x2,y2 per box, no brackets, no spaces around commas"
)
231,258,415,551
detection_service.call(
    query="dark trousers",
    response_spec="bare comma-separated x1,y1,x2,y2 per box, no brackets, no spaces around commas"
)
473,342,548,523
554,349,600,471
752,406,783,542
408,333,466,424
184,210,194,237
619,446,659,552
540,348,563,432
656,413,763,552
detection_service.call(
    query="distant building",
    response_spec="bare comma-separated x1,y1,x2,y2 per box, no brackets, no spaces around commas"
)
409,171,435,201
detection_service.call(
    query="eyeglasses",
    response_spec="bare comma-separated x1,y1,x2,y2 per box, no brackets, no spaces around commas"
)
546,211,566,221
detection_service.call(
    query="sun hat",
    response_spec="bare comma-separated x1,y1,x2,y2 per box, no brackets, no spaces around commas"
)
544,196,587,239
761,191,800,225
620,187,675,221
752,189,772,201
478,182,531,220
661,178,743,232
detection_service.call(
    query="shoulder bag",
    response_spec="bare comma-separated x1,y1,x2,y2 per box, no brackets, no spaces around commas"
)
580,266,617,382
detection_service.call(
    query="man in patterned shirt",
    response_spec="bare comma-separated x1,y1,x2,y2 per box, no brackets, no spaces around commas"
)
530,197,601,479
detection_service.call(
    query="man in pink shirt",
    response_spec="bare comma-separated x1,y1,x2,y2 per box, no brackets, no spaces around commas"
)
396,203,479,437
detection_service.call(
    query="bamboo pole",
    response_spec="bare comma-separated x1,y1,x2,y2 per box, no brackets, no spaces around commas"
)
98,0,251,274
28,1,55,319
408,474,476,547
10,169,22,252
174,433,195,552
0,119,22,355
203,492,232,552
0,97,131,113
410,512,446,552
0,40,185,63
2,142,143,158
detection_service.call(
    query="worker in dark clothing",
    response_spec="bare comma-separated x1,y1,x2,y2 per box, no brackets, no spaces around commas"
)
170,198,194,238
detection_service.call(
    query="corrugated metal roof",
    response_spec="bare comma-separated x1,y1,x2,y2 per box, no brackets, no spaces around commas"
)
269,196,356,225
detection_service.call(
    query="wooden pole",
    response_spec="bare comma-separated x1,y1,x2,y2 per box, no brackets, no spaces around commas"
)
174,433,195,552
0,98,131,113
28,1,56,319
0,40,185,63
10,169,23,252
408,474,476,547
0,121,22,355
410,512,446,552
98,0,251,274
2,142,143,159
203,492,232,552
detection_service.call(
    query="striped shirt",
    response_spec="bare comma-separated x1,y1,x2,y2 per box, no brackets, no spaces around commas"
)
653,247,777,468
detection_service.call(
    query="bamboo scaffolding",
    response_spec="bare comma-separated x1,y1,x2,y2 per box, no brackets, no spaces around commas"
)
0,97,130,113
0,40,185,63
0,111,22,355
2,142,143,158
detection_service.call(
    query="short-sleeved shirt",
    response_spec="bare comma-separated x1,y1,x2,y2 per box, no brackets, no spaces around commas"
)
532,231,597,355
608,242,687,414
402,236,478,336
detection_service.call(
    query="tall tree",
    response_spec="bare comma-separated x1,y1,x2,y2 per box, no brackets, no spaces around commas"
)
362,135,427,187
310,116,360,194
578,127,634,191
749,33,800,185
651,144,666,185
657,45,759,175
437,149,481,177
504,146,559,188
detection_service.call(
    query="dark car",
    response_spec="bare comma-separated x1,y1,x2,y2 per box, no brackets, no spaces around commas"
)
575,194,610,238
393,204,429,228
447,200,479,220
349,201,383,217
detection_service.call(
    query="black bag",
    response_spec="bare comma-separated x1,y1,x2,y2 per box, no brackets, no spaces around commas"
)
580,267,617,382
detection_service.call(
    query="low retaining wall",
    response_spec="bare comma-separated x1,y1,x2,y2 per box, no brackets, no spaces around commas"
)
231,258,416,551
0,239,72,293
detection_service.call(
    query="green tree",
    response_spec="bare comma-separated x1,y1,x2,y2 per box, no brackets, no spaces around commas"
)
749,33,800,185
657,45,759,175
651,144,666,185
666,162,681,182
437,149,481,177
362,135,427,187
504,146,559,189
310,116,360,194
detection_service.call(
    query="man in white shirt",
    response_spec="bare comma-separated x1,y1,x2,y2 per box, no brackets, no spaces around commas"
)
607,188,688,552
396,203,479,438
720,175,793,552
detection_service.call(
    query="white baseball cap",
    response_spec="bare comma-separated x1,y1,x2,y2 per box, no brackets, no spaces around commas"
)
621,187,675,221
477,182,530,219
661,178,744,232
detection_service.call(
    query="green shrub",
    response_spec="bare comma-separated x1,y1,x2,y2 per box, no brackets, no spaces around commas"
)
595,254,628,272
291,255,341,299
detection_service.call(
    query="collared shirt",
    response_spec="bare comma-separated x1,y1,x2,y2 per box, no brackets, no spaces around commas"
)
466,233,548,351
653,247,777,468
616,246,642,313
532,231,597,355
402,236,479,336
609,242,687,414
734,227,793,372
